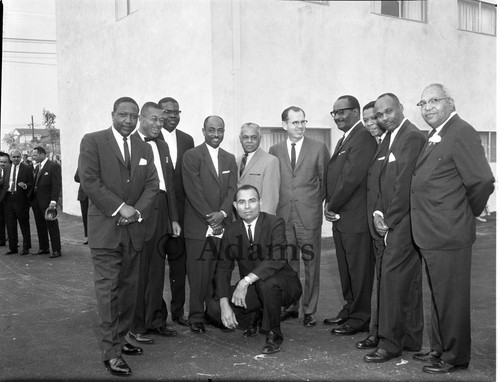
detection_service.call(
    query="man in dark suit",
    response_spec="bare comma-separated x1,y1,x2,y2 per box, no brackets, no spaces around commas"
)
157,97,194,327
411,84,494,374
362,101,385,144
0,152,11,247
363,93,426,364
79,97,159,376
31,146,62,258
129,102,181,342
237,123,280,215
182,115,238,334
269,106,329,328
74,169,88,244
206,185,302,354
324,96,377,336
3,149,33,256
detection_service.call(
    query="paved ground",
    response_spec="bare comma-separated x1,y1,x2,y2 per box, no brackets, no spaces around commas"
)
0,212,495,381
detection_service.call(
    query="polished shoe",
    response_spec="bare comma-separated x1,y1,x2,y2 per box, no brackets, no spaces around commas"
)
190,322,206,334
19,249,30,256
332,323,369,336
4,250,17,255
413,350,441,363
303,314,316,327
83,240,88,245
323,316,347,326
128,330,154,344
122,342,143,355
148,325,178,337
36,249,50,255
356,335,379,349
280,310,299,322
49,251,62,258
243,310,262,337
422,359,469,374
262,330,283,354
173,315,190,327
104,356,131,376
363,348,402,363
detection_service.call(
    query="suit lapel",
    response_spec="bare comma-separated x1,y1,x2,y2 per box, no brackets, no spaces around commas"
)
106,128,128,169
415,116,454,168
202,144,220,184
243,148,262,176
295,137,309,170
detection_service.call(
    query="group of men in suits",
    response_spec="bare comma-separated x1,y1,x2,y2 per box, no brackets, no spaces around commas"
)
0,147,62,259
324,84,494,375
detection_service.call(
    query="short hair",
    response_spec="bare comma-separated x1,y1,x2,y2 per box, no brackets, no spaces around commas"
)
337,95,360,111
424,83,452,98
157,97,178,106
240,122,261,136
33,146,47,155
0,151,10,159
113,97,139,112
9,149,21,157
376,93,401,105
235,184,261,201
140,102,161,115
363,101,376,112
281,106,305,122
203,115,225,129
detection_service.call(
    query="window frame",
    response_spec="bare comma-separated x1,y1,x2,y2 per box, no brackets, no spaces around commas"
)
457,0,497,36
371,0,428,24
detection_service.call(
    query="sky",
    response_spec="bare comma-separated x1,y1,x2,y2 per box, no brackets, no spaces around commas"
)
1,0,57,149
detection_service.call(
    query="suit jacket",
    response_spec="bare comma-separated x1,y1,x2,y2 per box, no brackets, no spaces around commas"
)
326,122,377,233
33,159,62,209
214,212,296,299
182,143,238,239
269,137,329,229
0,165,10,202
411,114,495,250
74,168,88,201
78,127,159,251
5,163,34,207
237,147,280,215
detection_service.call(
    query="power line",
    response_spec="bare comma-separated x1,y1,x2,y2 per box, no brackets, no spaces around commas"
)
2,50,56,55
3,37,56,44
2,60,56,67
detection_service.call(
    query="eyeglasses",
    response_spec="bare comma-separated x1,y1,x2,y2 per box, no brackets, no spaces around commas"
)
330,108,355,117
116,112,139,119
416,97,449,108
287,120,308,128
163,110,182,116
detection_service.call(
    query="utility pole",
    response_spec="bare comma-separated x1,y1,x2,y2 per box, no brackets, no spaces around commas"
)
31,115,35,142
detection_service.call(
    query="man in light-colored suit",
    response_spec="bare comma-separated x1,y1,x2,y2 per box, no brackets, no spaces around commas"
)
411,84,494,374
269,106,329,328
237,122,280,215
79,97,159,377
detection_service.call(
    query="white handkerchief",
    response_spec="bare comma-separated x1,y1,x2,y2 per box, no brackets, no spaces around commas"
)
388,153,396,163
339,151,346,155
222,170,230,174
44,172,49,175
165,157,169,164
377,156,385,161
206,225,224,238
139,158,147,165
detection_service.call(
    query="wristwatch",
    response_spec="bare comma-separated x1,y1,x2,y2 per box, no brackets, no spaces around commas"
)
243,276,253,285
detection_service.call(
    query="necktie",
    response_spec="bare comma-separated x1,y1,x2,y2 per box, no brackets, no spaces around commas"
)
144,136,157,142
376,136,382,145
291,143,296,171
11,165,17,192
247,224,253,245
123,137,131,171
240,153,248,177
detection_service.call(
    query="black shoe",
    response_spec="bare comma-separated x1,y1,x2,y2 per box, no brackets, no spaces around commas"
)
173,316,190,327
323,316,347,325
303,314,316,327
49,251,61,258
121,342,143,355
83,240,88,245
422,359,469,374
190,322,206,334
413,350,441,363
4,250,17,255
280,310,299,322
104,356,131,376
332,323,369,336
243,310,262,337
148,325,178,337
36,249,50,255
356,335,379,349
363,348,402,363
20,249,30,256
128,330,154,344
262,330,283,354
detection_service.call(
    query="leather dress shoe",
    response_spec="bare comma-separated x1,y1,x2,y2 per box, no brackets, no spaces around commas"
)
49,251,61,258
422,359,469,374
20,249,29,256
4,250,18,255
332,323,369,336
173,316,190,327
148,325,178,337
190,322,206,334
323,316,347,326
356,334,379,349
128,330,154,344
262,330,283,354
104,356,131,376
303,314,316,327
122,342,143,355
280,310,298,322
37,249,50,255
413,350,441,363
363,348,402,363
243,310,262,337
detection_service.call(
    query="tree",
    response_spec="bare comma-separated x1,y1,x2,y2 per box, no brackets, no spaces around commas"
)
2,131,18,150
42,109,60,155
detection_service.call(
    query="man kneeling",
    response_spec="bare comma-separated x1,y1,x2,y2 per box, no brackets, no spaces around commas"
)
207,185,302,354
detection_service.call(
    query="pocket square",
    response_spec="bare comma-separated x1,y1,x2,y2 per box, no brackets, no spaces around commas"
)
222,170,230,174
388,153,396,162
377,156,386,161
44,172,49,175
165,157,169,164
139,158,147,165
339,151,346,155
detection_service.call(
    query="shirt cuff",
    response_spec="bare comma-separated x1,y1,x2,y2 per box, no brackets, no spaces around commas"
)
220,210,227,218
112,202,125,217
373,210,384,218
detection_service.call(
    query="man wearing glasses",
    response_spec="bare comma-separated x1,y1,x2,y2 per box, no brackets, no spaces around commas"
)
410,84,494,374
324,96,377,339
269,106,329,328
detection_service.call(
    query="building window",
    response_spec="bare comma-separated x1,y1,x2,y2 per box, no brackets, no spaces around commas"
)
458,0,496,36
372,0,427,22
478,131,496,162
260,127,331,152
115,0,139,21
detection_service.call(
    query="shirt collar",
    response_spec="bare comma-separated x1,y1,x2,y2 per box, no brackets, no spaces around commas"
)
434,111,457,135
343,121,361,140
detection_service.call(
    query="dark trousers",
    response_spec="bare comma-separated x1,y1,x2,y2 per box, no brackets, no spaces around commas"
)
421,247,471,365
369,237,385,336
80,198,88,237
4,193,31,251
207,267,302,332
332,227,374,328
0,200,6,244
166,241,186,320
91,229,140,361
31,198,61,252
186,237,220,323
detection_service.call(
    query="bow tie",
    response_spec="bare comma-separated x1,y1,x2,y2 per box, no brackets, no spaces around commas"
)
144,137,157,142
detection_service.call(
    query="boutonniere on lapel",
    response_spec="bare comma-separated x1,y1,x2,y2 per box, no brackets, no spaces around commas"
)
428,134,441,145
